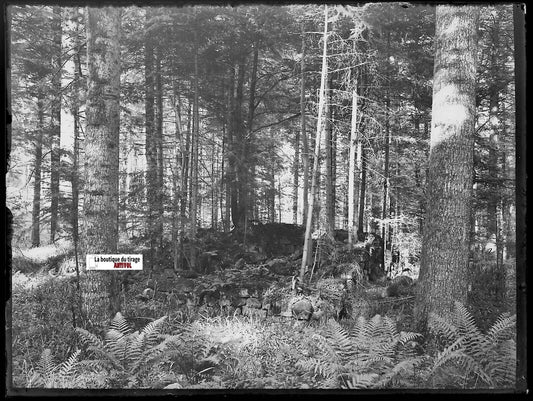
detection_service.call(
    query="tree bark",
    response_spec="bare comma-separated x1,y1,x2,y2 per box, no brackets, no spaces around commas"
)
414,5,480,329
83,6,122,322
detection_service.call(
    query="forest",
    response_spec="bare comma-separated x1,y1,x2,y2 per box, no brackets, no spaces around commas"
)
6,3,521,391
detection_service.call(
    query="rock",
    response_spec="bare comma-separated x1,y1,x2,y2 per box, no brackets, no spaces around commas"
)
178,270,199,279
265,258,292,275
290,298,314,320
246,297,262,309
235,258,246,269
385,275,415,297
175,278,195,294
163,268,177,279
288,248,303,261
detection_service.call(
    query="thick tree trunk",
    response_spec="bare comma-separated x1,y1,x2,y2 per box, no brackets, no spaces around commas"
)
31,94,44,248
83,6,122,322
49,6,62,243
415,5,479,329
300,5,328,283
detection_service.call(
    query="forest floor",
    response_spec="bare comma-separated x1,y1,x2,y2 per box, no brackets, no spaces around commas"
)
9,227,516,390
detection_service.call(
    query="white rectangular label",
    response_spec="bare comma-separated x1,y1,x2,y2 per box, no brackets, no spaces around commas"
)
86,254,143,270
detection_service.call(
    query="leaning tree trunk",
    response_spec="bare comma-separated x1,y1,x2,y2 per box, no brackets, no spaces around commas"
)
300,5,329,283
83,6,122,326
414,5,480,330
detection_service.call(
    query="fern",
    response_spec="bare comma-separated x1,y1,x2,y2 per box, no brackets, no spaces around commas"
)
31,348,81,388
75,312,178,388
428,302,516,388
296,316,423,388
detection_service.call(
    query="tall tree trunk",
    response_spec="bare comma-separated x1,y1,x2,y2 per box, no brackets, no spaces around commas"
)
31,93,45,248
414,5,480,329
211,129,218,229
83,6,122,323
144,9,157,272
381,31,392,269
293,132,300,225
300,26,309,228
225,69,235,231
324,75,335,237
381,90,391,270
71,6,82,317
220,127,228,231
357,127,367,239
171,80,183,271
300,5,328,283
190,30,200,270
49,6,62,243
155,44,164,247
248,44,259,223
347,76,358,244
230,56,247,230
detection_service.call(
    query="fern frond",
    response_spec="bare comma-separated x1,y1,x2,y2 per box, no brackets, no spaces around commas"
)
428,312,459,341
376,356,423,387
109,312,133,336
432,337,465,371
76,327,104,349
323,321,357,359
399,331,422,344
313,333,340,364
486,313,516,345
87,345,124,370
37,348,56,381
456,352,495,387
452,301,480,339
58,349,81,378
141,315,167,346
343,373,378,389
126,332,146,367
485,339,516,387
